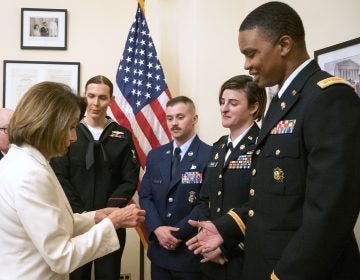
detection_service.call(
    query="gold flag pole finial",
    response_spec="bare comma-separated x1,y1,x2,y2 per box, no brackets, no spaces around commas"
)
138,0,145,14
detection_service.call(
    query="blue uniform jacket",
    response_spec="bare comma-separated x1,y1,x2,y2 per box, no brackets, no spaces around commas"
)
139,135,211,272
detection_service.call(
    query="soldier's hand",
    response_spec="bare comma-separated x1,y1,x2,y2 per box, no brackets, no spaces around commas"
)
201,247,227,265
154,226,180,250
186,219,224,254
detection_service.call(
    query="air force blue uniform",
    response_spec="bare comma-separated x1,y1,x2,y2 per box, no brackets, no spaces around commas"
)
139,135,211,277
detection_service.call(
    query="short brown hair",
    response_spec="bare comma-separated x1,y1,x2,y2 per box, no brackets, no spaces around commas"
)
9,82,80,157
166,96,196,112
219,75,267,121
85,75,113,97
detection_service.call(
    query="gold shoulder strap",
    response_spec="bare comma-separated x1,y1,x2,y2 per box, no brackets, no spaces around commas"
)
317,77,355,89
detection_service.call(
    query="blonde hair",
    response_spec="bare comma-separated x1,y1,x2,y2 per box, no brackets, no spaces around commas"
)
9,82,80,156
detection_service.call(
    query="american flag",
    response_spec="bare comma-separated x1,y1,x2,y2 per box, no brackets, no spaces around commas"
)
109,3,172,247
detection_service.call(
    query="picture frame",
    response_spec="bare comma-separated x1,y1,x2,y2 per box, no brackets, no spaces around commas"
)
314,37,360,97
21,8,67,50
3,60,80,109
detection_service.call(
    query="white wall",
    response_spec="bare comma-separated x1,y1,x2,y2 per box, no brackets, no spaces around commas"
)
1,1,359,279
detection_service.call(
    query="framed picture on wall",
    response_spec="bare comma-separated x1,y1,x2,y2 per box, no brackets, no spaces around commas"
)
21,8,67,50
314,37,360,97
3,60,80,109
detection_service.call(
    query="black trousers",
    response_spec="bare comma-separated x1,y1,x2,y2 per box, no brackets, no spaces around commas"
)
70,229,126,280
151,262,202,280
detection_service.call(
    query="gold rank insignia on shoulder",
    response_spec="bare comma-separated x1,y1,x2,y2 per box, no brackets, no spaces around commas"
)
317,77,355,89
273,167,284,183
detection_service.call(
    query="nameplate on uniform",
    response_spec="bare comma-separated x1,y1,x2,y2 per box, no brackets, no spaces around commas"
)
182,172,203,184
208,161,218,168
229,155,252,169
270,119,296,134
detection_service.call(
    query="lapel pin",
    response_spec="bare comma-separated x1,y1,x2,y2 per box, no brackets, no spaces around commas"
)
248,136,253,140
281,102,286,110
240,145,245,150
166,150,171,154
292,90,297,96
214,153,219,160
187,151,194,156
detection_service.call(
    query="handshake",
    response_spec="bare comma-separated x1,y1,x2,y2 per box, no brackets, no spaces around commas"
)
95,204,146,229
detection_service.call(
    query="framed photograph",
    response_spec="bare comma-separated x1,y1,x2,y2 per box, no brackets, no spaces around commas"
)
21,8,67,50
3,60,80,109
315,37,360,97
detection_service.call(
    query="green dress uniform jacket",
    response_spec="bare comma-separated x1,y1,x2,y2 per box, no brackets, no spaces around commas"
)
214,60,360,280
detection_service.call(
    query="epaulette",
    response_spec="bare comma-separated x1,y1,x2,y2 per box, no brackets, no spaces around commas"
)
317,77,355,89
213,135,227,145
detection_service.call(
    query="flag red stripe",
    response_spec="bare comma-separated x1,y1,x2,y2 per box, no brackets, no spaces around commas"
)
135,111,161,148
149,99,172,140
165,88,172,99
110,102,147,168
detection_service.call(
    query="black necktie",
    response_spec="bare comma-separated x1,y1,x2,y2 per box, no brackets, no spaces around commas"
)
227,142,234,153
171,147,181,180
225,142,234,163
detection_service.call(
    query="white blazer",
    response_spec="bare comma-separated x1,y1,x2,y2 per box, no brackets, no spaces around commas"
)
0,144,120,280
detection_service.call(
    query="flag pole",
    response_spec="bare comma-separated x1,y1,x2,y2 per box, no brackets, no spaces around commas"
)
138,0,145,14
138,2,145,280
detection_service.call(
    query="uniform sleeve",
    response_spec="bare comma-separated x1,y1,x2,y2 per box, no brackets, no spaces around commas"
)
274,86,360,278
138,151,164,238
213,205,248,251
16,168,120,274
50,155,85,213
107,131,139,208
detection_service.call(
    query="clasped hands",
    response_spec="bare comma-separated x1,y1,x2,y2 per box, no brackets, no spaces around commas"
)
186,219,227,265
154,226,182,251
95,203,146,229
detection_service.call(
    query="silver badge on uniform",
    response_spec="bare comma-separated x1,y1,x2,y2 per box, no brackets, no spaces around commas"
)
188,191,197,203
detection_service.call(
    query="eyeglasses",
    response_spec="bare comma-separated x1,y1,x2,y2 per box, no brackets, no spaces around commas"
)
0,128,8,134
